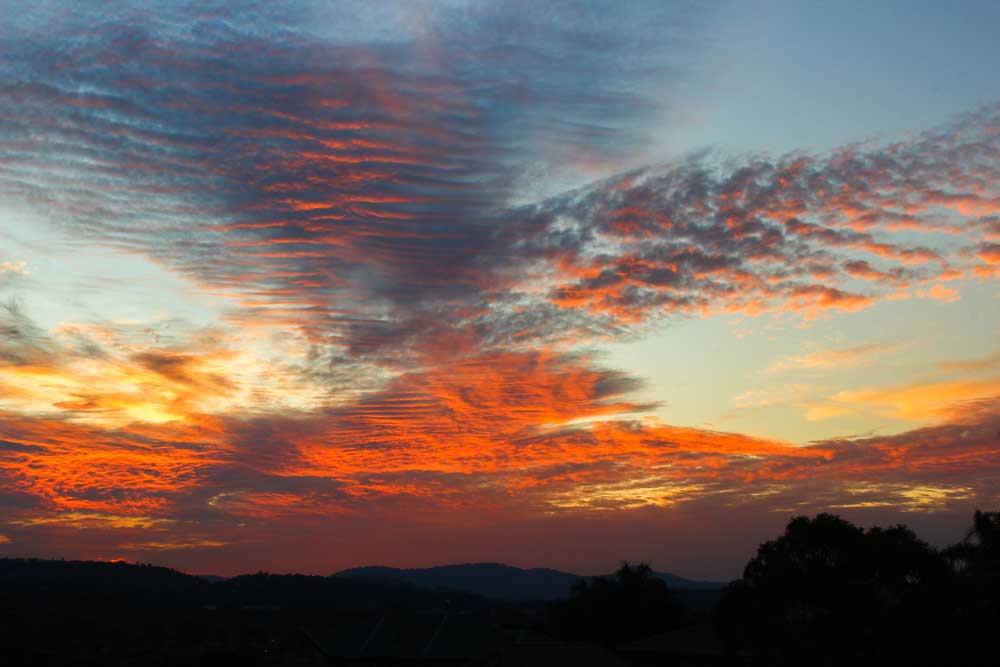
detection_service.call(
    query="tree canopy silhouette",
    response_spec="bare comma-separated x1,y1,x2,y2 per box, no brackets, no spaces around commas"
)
547,562,687,646
716,510,999,666
943,509,1000,640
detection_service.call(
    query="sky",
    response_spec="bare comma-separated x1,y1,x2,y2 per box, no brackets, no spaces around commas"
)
0,0,998,580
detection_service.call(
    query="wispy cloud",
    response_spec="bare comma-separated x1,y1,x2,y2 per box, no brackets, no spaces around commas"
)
938,350,1000,374
769,342,901,373
732,384,816,409
807,379,1000,421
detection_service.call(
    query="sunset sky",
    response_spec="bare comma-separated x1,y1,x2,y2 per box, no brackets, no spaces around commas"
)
1,0,998,579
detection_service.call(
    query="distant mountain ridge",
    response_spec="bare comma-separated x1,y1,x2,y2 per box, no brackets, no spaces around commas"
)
0,558,493,611
0,557,724,610
333,562,725,601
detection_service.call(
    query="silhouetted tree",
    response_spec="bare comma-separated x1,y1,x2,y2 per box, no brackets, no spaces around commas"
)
942,509,1000,661
716,513,951,666
946,509,1000,575
547,562,686,646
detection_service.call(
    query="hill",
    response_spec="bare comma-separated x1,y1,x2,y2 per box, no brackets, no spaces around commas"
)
0,558,491,611
334,562,724,602
0,557,723,609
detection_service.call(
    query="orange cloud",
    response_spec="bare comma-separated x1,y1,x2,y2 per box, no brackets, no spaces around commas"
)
781,285,874,320
915,284,961,302
811,380,1000,421
978,243,1000,264
0,411,228,517
1,351,997,575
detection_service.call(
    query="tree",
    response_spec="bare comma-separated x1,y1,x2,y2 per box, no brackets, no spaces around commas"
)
943,508,1000,658
946,509,1000,572
716,513,948,665
547,562,686,646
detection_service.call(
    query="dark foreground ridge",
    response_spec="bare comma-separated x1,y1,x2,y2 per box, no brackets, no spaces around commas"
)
333,562,725,601
1,507,997,666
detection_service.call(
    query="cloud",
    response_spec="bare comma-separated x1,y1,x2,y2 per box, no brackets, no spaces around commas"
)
0,2,996,368
0,305,332,426
2,349,997,576
0,1,705,361
732,384,816,409
938,350,1000,374
915,284,961,302
3,388,997,576
769,341,900,373
0,261,27,277
978,242,1000,265
809,380,1000,422
117,538,227,551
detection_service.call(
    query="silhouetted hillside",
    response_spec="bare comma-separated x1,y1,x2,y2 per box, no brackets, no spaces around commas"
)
334,562,724,601
0,558,491,612
0,558,509,665
0,558,721,610
335,563,578,601
0,558,210,607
